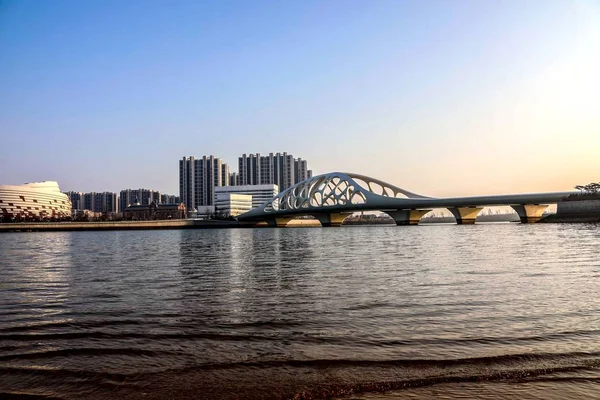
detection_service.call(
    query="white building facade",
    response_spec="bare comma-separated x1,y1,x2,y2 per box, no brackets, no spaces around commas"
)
0,181,72,221
214,184,278,210
215,193,252,217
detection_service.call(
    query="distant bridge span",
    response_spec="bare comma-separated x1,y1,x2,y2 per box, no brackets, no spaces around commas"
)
236,172,574,227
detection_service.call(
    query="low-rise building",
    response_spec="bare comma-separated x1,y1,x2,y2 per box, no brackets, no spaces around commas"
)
154,203,186,220
214,184,278,210
194,206,215,219
215,193,252,217
72,209,105,221
123,202,186,220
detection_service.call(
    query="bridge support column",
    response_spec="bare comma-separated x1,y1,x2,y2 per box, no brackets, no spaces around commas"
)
511,204,548,223
449,207,484,225
313,213,350,227
265,217,296,227
385,209,431,226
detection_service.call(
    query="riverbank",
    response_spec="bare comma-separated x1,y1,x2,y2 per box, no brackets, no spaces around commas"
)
539,199,600,223
539,214,600,223
0,218,325,232
4,212,597,232
0,219,254,232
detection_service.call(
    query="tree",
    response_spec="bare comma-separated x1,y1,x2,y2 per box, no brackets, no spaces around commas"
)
571,182,600,199
582,183,599,194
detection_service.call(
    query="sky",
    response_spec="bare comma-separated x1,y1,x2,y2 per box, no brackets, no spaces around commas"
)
1,0,599,197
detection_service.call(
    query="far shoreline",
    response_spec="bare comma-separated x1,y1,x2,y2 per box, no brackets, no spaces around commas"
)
0,219,254,232
2,213,599,233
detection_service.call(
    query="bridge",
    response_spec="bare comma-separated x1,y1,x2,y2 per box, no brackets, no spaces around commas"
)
236,172,575,227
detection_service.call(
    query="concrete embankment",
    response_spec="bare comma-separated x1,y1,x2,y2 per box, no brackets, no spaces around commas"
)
540,214,600,223
0,219,257,232
539,200,600,223
0,219,325,232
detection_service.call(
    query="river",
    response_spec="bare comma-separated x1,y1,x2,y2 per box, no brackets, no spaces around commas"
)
0,224,599,399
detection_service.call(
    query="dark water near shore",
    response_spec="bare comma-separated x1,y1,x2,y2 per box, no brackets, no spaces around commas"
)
1,224,599,399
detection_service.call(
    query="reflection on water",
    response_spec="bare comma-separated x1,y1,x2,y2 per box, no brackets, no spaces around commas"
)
0,224,599,399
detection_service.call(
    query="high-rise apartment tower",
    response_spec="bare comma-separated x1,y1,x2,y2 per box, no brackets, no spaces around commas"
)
237,152,312,191
119,189,161,212
179,156,229,210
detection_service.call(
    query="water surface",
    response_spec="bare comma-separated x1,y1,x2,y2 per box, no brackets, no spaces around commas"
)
0,224,599,399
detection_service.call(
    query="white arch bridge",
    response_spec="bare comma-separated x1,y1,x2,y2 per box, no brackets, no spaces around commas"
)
236,172,574,227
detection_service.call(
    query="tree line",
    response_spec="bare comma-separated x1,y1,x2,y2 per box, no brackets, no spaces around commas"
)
574,182,600,194
568,182,600,201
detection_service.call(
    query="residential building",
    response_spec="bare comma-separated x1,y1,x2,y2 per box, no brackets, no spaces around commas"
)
215,193,252,217
80,192,118,213
119,188,161,212
65,191,117,213
64,191,84,210
237,152,312,191
160,194,180,204
214,184,278,209
229,172,239,186
83,193,93,210
179,155,229,210
221,164,230,188
294,157,312,182
99,192,117,213
238,153,261,186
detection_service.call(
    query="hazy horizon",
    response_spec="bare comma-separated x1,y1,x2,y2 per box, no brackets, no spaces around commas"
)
1,0,598,196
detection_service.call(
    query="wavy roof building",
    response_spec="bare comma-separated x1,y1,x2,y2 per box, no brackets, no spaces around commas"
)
0,181,72,221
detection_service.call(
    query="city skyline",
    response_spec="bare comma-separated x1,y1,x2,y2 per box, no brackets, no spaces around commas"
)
1,1,599,196
64,189,181,213
178,152,310,210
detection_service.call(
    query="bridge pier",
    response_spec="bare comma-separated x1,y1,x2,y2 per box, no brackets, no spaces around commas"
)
265,216,296,227
510,204,548,223
312,212,350,227
448,207,484,225
385,209,431,226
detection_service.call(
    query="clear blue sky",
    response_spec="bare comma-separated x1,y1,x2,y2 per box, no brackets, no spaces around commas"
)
1,0,598,196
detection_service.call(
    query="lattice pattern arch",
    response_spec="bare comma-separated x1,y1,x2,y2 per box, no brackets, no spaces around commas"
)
263,172,428,213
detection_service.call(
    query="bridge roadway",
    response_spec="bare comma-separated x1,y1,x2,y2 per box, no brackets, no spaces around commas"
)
236,172,575,227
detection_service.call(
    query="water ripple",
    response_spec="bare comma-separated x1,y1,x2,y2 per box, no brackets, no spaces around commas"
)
0,225,599,399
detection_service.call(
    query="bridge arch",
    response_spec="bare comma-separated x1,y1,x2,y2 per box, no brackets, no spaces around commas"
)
261,172,428,214
237,171,572,226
